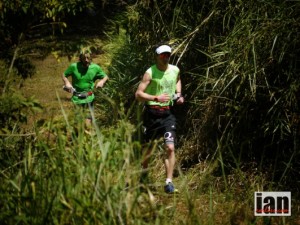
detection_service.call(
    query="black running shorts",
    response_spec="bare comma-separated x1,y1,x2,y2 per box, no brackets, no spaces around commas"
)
143,107,176,145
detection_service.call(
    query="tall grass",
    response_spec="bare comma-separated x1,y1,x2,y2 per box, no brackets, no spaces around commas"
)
1,101,161,224
1,110,295,224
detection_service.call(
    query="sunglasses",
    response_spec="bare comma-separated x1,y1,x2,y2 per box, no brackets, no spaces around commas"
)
159,52,171,59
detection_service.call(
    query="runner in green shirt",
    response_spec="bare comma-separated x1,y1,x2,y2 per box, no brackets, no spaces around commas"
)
135,44,184,193
62,49,109,126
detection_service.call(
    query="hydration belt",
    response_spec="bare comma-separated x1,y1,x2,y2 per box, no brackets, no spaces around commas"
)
73,91,93,99
148,105,170,111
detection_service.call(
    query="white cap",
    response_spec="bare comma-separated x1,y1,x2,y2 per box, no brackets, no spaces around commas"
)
155,45,171,54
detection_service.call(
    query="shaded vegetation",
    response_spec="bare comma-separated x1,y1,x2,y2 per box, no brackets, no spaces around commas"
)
0,0,300,224
124,0,300,190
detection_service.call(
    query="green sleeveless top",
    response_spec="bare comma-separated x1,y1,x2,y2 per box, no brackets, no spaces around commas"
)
145,64,179,106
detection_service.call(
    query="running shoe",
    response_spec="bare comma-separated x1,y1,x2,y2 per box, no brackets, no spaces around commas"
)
164,182,175,193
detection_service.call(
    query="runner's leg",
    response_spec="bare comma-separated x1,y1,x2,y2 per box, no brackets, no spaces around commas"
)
164,142,175,180
163,114,176,182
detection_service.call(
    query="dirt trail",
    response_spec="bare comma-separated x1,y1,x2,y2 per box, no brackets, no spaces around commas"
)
21,55,73,126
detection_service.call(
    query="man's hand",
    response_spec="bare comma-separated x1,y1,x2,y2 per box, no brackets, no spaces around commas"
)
63,85,75,93
176,96,184,105
96,80,105,88
155,93,171,102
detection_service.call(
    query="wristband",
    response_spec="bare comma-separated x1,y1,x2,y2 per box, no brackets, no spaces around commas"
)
154,96,158,101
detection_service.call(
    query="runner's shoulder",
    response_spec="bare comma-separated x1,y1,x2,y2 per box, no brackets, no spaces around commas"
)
168,64,180,73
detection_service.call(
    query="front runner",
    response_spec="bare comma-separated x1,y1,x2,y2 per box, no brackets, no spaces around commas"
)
135,44,184,193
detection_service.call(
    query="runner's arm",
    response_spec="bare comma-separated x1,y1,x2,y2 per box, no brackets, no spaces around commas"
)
176,75,182,96
135,73,153,102
176,75,184,104
96,75,109,88
62,74,73,89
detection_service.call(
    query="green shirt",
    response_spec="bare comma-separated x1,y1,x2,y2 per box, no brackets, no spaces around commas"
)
63,62,107,104
145,64,179,106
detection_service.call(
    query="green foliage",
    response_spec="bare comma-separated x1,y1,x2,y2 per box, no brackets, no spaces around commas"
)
0,91,42,132
0,90,42,177
0,109,169,224
0,116,298,224
0,1,300,223
0,0,96,95
197,1,300,173
0,0,83,49
101,31,149,121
